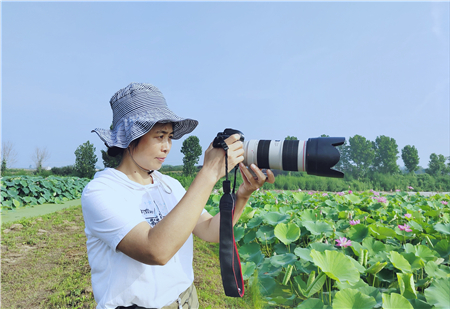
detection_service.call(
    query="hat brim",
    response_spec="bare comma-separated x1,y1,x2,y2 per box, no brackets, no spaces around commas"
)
93,108,198,148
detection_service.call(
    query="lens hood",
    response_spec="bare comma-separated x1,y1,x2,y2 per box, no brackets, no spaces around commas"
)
305,137,345,178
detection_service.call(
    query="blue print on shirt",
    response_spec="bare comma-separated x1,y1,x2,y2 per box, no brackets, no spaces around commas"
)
140,199,164,227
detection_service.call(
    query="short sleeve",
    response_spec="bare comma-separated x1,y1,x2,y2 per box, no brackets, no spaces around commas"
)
81,181,146,251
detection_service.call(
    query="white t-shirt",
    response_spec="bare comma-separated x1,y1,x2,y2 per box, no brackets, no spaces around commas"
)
81,168,205,309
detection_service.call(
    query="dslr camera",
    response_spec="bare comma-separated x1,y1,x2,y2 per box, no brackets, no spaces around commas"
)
213,128,345,178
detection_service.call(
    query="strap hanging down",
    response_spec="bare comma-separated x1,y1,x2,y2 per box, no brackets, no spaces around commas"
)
218,148,245,297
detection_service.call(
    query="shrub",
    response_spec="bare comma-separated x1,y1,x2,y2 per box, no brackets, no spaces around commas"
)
51,165,76,176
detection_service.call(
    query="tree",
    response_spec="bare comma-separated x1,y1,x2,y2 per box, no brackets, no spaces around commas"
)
1,159,6,176
101,149,122,168
74,141,98,179
426,153,448,176
349,135,375,179
1,141,18,169
372,135,399,174
401,145,420,174
334,139,352,175
31,146,50,173
181,136,202,176
285,136,298,140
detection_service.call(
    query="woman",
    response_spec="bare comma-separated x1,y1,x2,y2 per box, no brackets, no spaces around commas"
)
82,83,274,309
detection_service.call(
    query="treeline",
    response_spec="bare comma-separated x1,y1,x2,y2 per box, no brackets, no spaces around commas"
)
165,169,449,192
331,134,449,191
5,133,447,192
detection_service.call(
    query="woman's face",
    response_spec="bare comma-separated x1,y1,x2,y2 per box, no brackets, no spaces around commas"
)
131,122,174,171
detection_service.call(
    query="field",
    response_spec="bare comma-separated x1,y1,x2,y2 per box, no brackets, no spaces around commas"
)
1,176,449,308
205,189,450,309
0,206,253,308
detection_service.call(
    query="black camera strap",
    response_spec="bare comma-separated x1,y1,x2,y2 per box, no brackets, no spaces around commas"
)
218,143,245,297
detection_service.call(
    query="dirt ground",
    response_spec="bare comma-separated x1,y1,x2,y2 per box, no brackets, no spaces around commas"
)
1,209,95,308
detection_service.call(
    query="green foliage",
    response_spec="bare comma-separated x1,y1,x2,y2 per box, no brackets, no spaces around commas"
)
285,136,298,140
402,145,420,174
101,149,122,168
34,169,53,177
181,136,202,176
165,168,450,192
349,135,375,179
372,135,399,174
204,190,450,308
0,175,90,211
160,164,184,172
1,159,6,176
427,153,449,176
334,140,352,175
51,165,76,176
74,141,98,179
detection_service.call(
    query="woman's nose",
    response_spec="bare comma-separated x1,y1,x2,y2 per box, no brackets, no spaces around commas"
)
162,140,171,152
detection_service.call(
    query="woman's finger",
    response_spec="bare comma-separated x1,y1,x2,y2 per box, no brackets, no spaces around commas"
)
265,169,275,184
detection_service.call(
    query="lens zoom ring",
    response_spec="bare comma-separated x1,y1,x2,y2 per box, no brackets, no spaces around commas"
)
257,140,271,169
282,140,299,171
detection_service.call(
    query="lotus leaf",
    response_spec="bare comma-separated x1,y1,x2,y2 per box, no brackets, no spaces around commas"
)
424,278,450,309
332,288,376,309
310,249,360,285
302,221,333,236
274,222,301,245
397,273,417,299
388,251,412,274
382,292,414,309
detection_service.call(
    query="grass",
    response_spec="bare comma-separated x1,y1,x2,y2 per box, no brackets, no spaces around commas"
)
1,206,254,308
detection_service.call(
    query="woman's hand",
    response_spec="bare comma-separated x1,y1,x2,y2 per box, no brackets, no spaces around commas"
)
237,163,275,199
202,134,244,182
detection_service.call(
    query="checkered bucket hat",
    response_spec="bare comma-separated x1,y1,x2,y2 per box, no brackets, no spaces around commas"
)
92,83,199,148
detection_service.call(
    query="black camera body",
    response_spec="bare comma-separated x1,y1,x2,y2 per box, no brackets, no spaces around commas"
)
213,128,245,149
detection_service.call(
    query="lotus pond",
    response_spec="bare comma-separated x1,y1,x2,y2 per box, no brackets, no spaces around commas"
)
206,190,450,309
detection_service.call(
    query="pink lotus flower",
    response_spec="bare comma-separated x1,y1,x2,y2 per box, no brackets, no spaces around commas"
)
308,191,314,195
375,197,387,203
408,186,414,190
349,219,360,225
298,189,302,192
335,237,352,248
404,213,412,219
322,193,328,197
398,224,412,232
373,191,380,196
441,201,448,205
336,192,344,196
348,190,353,194
395,189,401,192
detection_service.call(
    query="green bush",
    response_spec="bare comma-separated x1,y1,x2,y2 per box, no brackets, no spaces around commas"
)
1,175,90,210
51,165,76,176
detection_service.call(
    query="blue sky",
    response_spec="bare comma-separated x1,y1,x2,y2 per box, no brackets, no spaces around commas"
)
1,1,449,170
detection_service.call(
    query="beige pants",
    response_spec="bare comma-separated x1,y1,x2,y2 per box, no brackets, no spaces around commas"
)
161,283,199,309
116,283,199,309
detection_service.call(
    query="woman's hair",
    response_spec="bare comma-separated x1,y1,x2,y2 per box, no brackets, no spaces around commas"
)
107,137,142,157
107,121,174,157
